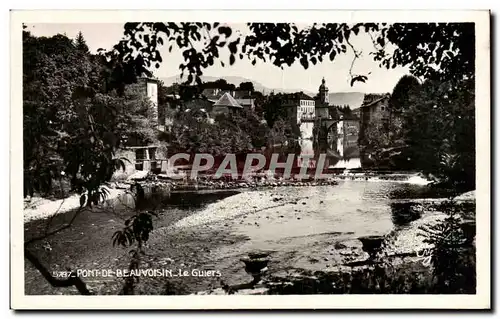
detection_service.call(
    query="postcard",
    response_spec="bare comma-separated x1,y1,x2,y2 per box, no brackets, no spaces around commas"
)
11,9,490,310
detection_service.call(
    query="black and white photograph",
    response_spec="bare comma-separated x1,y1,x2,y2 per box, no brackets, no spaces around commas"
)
10,9,490,309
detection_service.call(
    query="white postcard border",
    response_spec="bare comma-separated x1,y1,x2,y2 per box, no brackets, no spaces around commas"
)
10,9,491,310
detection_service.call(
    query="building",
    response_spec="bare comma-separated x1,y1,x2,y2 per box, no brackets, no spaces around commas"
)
358,93,391,145
212,92,243,115
201,88,255,111
283,92,316,124
235,98,255,111
138,77,159,126
359,93,391,128
358,93,391,165
315,78,330,119
112,76,170,180
202,88,226,103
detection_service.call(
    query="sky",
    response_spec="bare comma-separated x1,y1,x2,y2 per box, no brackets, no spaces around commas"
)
26,23,410,94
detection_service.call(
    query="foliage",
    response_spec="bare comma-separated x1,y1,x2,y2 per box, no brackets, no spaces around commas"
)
108,22,473,88
403,79,475,189
112,210,157,247
268,117,300,147
163,99,298,156
359,72,474,187
376,23,474,82
389,74,421,112
238,81,255,92
418,201,476,293
260,93,288,128
23,30,157,199
268,264,435,294
202,78,236,91
74,31,90,53
165,108,250,155
361,117,406,168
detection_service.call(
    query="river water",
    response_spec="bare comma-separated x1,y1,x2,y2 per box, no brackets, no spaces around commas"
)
169,179,442,249
154,178,449,282
109,123,451,286
298,120,362,170
128,119,445,271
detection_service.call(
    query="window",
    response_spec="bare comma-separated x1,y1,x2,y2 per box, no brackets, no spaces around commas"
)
381,106,385,111
135,149,146,171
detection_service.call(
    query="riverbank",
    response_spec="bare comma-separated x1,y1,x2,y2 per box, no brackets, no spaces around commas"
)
23,170,432,223
22,177,339,223
23,187,125,223
24,179,475,295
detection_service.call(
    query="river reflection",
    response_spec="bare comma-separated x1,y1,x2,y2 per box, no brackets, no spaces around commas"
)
110,187,240,212
297,120,362,171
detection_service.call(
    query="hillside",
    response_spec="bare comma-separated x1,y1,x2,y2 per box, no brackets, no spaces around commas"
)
159,75,316,96
329,92,366,110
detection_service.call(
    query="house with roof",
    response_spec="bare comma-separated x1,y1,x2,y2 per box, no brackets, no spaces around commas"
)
235,98,255,111
359,93,391,128
201,88,256,111
212,92,243,115
282,92,316,124
112,76,170,180
358,93,392,165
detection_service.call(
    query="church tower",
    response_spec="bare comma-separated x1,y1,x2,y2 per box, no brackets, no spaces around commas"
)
319,77,329,106
315,77,330,119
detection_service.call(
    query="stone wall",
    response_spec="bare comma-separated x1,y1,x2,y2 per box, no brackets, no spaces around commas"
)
111,148,137,181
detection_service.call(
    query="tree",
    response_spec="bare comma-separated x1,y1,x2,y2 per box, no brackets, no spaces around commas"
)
74,31,90,53
238,81,255,92
23,30,158,294
260,93,288,128
403,78,475,189
389,74,421,112
360,116,406,169
107,22,473,88
23,30,158,197
23,31,96,197
203,78,235,91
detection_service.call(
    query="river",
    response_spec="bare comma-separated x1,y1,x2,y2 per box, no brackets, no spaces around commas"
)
298,119,362,170
24,173,457,295
167,178,443,248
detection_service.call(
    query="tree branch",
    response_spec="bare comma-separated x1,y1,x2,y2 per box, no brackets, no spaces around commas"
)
25,206,87,246
346,37,362,81
24,248,92,295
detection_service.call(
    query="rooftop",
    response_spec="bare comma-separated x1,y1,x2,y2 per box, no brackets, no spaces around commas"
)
235,98,255,107
361,93,390,108
214,92,243,108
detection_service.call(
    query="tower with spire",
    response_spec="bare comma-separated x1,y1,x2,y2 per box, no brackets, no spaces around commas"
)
315,77,330,119
319,77,329,106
